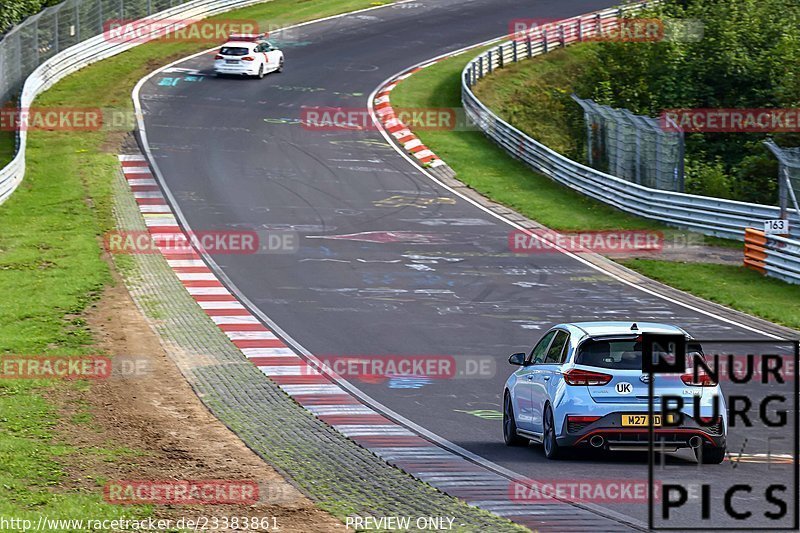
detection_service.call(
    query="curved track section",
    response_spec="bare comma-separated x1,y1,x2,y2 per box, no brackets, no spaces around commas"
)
137,1,798,528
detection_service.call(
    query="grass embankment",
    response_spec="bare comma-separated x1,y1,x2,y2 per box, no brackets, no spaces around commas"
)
0,0,391,526
0,130,14,166
390,49,800,331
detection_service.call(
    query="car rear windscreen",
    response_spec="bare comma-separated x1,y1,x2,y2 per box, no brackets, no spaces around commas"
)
220,47,249,56
577,338,703,370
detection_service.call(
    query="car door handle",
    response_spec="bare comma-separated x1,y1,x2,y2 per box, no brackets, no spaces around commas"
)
542,375,550,381
526,375,534,380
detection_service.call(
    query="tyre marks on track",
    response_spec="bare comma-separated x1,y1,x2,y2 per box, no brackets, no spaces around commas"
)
116,153,641,532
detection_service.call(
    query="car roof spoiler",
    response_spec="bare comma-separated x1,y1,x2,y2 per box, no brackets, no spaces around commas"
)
227,33,267,42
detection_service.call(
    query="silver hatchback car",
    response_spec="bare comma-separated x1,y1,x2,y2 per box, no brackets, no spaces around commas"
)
503,321,727,463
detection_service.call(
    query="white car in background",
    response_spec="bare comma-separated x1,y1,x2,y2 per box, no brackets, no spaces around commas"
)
214,34,284,79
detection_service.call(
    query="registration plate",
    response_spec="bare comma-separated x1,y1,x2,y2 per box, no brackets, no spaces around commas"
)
621,414,661,427
225,59,239,64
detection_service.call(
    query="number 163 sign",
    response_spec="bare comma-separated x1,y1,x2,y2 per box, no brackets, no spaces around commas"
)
765,219,790,235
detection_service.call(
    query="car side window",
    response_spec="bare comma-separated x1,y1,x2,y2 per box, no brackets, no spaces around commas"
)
544,330,569,364
254,44,263,52
527,331,556,364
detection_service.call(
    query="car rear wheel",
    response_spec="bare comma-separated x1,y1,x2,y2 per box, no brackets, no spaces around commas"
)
256,64,265,79
503,393,529,447
542,405,563,460
277,58,284,73
695,445,726,464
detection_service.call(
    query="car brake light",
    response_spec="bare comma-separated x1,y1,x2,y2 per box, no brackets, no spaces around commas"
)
567,415,601,423
681,371,717,386
242,56,255,61
214,54,224,59
563,368,612,386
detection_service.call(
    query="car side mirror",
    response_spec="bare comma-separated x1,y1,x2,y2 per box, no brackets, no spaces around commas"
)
508,352,526,366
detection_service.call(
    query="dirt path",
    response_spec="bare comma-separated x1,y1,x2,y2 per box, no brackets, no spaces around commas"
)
49,277,345,532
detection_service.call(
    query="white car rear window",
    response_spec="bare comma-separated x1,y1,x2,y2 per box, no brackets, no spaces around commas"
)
220,47,249,56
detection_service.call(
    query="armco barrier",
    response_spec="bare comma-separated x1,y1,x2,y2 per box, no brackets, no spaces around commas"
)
744,228,800,285
0,0,271,205
461,4,799,241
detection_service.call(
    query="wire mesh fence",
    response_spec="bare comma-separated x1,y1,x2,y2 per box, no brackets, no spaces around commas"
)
0,0,193,110
572,95,685,192
765,140,800,223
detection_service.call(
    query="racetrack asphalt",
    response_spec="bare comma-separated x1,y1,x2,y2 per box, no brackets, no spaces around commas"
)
137,0,799,528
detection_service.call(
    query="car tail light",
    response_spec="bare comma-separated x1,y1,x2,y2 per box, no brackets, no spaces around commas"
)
242,56,255,61
567,415,601,433
681,371,717,386
563,368,612,386
567,415,601,423
214,54,223,60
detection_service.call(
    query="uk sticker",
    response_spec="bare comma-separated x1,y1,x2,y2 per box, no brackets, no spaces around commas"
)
616,382,633,394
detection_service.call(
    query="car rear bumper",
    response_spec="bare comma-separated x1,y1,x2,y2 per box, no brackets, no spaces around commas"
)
559,412,726,450
214,63,259,75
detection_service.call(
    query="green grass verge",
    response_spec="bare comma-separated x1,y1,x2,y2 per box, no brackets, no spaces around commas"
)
390,47,799,329
391,49,725,240
0,0,391,526
620,260,800,331
471,45,590,159
0,130,14,167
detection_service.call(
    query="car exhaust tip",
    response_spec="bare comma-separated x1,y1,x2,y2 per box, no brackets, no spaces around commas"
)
689,436,703,449
589,435,604,448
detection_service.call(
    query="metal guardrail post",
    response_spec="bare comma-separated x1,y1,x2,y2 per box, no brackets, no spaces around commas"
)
512,39,517,63
54,10,60,55
33,19,40,65
542,29,548,54
498,44,503,68
559,25,565,47
487,49,492,73
526,35,531,58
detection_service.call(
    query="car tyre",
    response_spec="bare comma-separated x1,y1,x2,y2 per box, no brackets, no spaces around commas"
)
503,393,529,447
277,57,284,73
695,445,725,464
542,404,563,460
256,64,265,79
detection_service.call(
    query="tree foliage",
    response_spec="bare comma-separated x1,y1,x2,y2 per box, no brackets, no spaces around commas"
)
573,0,800,203
1,0,62,36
